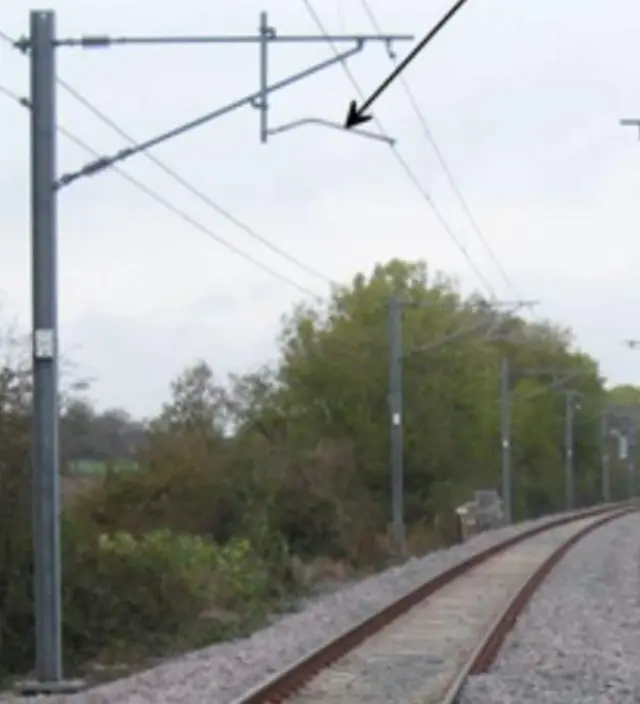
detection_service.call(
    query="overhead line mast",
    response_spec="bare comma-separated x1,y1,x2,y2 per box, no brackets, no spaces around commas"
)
17,9,412,693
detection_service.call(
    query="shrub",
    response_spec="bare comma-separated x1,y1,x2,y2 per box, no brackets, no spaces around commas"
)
0,348,34,679
209,536,272,607
61,524,272,663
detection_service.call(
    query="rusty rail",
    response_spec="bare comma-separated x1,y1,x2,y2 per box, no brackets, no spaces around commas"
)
232,502,637,704
466,505,634,675
436,504,638,703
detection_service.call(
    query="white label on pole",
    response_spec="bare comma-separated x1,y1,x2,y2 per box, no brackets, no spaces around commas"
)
34,328,55,359
392,412,401,426
502,439,510,449
620,436,629,461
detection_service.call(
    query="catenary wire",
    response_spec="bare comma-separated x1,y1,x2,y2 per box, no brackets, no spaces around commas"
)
3,24,545,386
358,0,519,297
3,17,494,300
0,28,336,289
0,83,323,299
55,79,336,287
300,0,498,300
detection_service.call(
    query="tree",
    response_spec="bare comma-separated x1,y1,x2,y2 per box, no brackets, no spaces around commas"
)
608,384,640,406
245,258,606,528
153,360,228,438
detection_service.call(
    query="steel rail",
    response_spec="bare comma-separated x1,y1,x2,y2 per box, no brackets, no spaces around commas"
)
231,501,637,704
466,506,634,675
438,503,637,703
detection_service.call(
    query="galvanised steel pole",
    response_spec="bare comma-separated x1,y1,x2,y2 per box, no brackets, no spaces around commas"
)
601,413,611,503
564,392,576,510
388,295,406,556
29,9,63,687
499,356,512,523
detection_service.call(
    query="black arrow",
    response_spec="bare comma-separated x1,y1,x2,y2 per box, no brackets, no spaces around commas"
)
344,0,471,128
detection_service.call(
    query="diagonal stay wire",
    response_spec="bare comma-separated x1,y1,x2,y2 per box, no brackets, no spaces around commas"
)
56,80,336,287
300,0,497,300
0,28,335,289
359,0,519,297
0,83,322,299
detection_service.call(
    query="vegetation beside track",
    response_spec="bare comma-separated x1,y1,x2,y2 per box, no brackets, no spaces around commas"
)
1,258,636,684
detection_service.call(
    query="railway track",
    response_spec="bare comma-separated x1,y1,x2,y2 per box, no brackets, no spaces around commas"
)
231,503,637,704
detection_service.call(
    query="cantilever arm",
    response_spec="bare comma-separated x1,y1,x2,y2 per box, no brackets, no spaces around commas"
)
55,41,367,189
620,119,640,139
268,117,396,145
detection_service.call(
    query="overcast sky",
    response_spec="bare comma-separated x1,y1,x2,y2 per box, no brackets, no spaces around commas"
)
1,0,639,417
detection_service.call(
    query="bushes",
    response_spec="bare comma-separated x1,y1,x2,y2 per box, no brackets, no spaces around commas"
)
63,527,215,655
61,525,272,663
2,516,275,678
2,257,629,682
271,442,391,567
0,345,34,679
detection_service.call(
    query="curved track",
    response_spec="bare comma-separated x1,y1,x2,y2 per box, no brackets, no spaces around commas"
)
231,503,637,704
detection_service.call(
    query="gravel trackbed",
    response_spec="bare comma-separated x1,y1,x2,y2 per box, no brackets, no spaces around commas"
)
460,511,640,704
1,509,620,704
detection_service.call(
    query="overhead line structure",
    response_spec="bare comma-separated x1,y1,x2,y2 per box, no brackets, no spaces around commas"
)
300,0,498,300
498,362,587,521
618,343,640,497
620,118,640,139
357,0,518,298
601,412,612,503
9,9,412,692
605,403,640,500
0,31,335,294
387,296,535,555
26,17,413,182
560,389,582,511
571,402,640,506
0,83,323,298
55,81,335,284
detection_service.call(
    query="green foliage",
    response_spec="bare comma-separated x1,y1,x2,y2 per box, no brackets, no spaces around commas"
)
61,526,271,663
62,526,216,656
66,458,140,476
0,259,629,682
608,384,640,406
3,516,273,675
0,333,36,678
603,384,640,500
252,259,605,523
